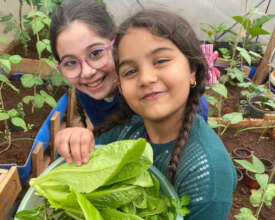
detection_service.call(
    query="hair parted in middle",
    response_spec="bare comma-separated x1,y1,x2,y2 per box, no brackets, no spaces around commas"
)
95,9,209,183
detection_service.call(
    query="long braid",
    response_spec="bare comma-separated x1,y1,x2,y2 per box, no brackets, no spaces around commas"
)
112,9,209,184
168,85,204,183
75,91,87,128
168,57,208,183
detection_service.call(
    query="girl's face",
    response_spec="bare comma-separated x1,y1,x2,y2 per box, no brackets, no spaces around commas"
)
56,20,117,100
118,27,195,122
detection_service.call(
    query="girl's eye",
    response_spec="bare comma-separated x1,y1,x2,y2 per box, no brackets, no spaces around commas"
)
62,59,78,68
155,58,170,65
89,49,104,60
121,68,137,77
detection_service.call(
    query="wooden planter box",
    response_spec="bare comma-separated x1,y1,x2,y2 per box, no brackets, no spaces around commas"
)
0,167,21,220
0,40,55,77
209,114,275,140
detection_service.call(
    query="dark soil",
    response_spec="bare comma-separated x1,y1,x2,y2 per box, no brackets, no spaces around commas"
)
4,34,51,59
0,78,67,165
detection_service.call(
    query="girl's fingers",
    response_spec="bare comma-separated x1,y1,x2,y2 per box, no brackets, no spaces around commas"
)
80,130,94,163
55,130,73,163
70,132,83,166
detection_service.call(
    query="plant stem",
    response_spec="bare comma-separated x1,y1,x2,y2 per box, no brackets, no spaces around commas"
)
230,0,248,68
255,169,275,219
0,82,10,147
19,0,23,37
0,137,34,147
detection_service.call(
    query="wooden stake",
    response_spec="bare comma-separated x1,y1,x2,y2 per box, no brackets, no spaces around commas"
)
0,167,21,220
50,111,60,162
252,28,275,84
66,87,76,127
32,142,44,177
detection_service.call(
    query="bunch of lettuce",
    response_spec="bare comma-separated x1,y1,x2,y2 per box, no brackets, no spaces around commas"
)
16,138,188,220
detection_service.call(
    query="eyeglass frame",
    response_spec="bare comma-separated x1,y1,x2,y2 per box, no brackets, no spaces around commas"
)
56,39,115,78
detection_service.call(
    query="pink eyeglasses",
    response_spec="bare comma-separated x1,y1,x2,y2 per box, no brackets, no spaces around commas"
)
57,40,114,78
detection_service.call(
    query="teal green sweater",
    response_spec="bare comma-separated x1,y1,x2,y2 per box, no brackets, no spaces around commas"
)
95,115,236,220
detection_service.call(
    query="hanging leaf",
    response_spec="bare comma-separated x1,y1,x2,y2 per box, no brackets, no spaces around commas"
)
9,55,22,64
36,40,47,58
34,94,44,108
0,58,11,73
11,117,28,131
211,82,228,98
222,112,243,124
40,90,57,108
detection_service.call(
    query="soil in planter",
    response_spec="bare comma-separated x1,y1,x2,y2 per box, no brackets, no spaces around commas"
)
5,35,51,59
0,79,67,165
207,83,275,219
222,127,275,220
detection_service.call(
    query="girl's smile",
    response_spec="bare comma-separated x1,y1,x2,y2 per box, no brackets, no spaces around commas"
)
118,27,196,125
57,20,117,100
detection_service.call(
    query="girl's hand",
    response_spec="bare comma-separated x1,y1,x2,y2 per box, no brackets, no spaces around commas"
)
54,127,94,166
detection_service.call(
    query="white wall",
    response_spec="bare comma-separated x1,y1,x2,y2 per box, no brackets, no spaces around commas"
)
1,0,274,51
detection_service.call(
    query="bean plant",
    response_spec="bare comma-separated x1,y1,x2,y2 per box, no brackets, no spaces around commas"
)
0,51,33,154
234,155,275,220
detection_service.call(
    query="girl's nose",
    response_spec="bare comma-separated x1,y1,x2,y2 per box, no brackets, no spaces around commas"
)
80,59,96,78
138,66,158,86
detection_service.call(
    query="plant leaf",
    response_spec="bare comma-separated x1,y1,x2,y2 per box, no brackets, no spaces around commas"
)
21,74,35,88
255,174,268,189
73,190,103,220
34,94,44,108
211,82,227,98
40,90,57,108
11,117,27,131
0,112,9,120
222,112,243,124
234,207,257,220
9,55,22,64
263,184,275,207
0,58,11,73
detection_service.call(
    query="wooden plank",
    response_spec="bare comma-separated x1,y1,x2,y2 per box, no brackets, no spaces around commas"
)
0,169,8,183
252,28,275,84
0,166,21,220
50,111,60,162
209,116,275,130
0,40,55,77
32,142,44,177
66,87,76,127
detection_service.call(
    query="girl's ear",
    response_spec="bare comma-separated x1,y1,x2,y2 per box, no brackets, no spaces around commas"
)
113,78,122,94
191,70,196,82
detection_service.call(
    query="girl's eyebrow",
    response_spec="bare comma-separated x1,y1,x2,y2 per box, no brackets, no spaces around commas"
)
60,42,106,61
118,47,173,69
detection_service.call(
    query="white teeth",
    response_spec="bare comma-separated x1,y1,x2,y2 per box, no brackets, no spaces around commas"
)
88,79,103,87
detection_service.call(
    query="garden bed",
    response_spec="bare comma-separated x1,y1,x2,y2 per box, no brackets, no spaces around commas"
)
0,79,66,166
223,127,275,220
207,82,275,219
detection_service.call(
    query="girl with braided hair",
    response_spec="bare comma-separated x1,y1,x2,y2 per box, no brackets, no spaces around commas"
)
51,0,209,164
55,9,236,219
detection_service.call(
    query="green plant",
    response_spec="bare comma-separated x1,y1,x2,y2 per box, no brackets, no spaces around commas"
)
205,82,243,136
16,139,190,219
200,23,232,44
0,73,33,154
232,8,275,52
234,155,275,220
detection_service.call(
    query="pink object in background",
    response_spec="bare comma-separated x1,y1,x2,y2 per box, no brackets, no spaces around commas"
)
201,44,220,85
